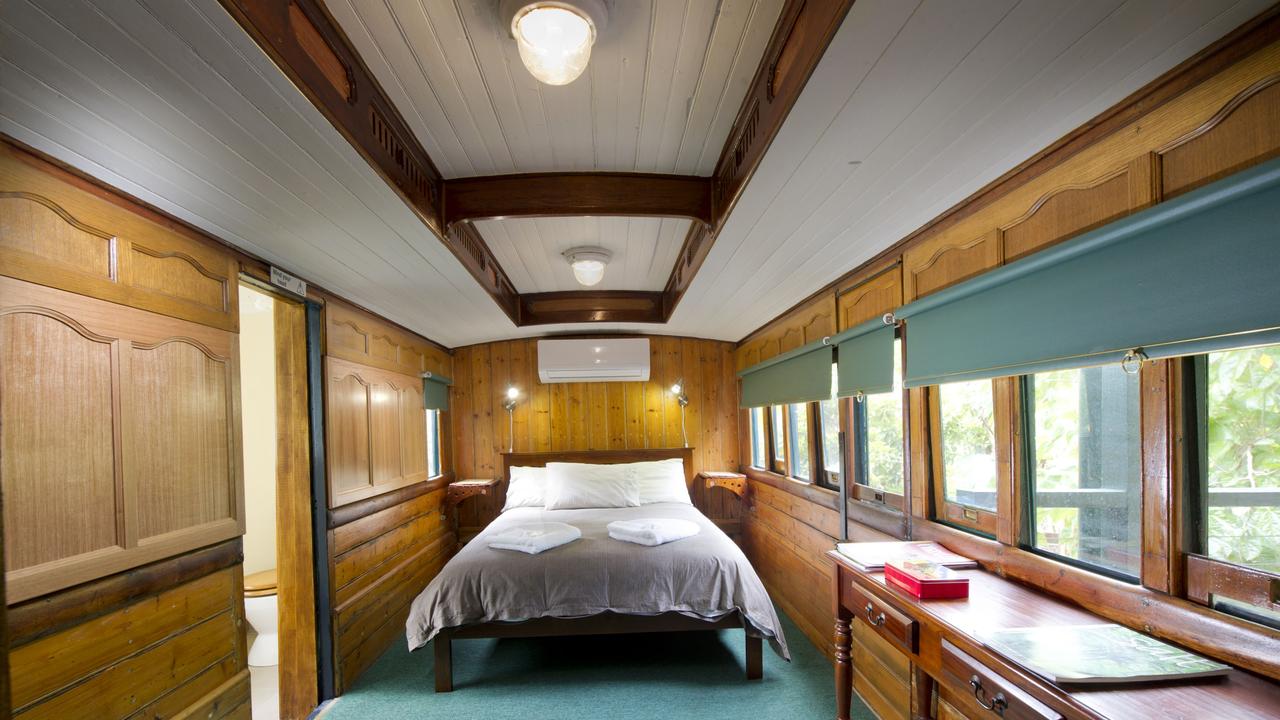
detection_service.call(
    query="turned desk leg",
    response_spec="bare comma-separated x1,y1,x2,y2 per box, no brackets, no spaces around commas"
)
434,631,453,692
835,612,853,720
746,632,763,680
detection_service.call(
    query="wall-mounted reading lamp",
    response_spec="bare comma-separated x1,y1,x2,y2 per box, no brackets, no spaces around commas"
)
669,380,689,448
503,386,520,452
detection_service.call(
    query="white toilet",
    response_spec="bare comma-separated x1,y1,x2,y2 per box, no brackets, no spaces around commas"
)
244,568,279,667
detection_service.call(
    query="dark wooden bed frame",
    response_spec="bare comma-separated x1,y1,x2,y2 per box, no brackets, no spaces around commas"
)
432,447,763,692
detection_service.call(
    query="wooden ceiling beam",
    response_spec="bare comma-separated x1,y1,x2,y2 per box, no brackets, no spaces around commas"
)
518,291,667,326
663,0,855,315
219,0,520,323
442,173,713,228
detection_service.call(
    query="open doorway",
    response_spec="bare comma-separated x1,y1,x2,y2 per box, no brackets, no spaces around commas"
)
238,279,320,720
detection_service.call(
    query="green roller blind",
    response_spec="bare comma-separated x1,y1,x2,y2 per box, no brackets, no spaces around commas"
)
833,318,895,397
897,156,1280,388
738,341,834,408
422,373,452,410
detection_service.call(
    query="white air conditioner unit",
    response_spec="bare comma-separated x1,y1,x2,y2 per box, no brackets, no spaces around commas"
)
537,338,650,383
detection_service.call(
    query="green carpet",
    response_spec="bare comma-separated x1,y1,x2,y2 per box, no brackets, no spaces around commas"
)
319,611,872,719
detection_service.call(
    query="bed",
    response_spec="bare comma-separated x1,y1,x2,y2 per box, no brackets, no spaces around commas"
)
405,448,789,691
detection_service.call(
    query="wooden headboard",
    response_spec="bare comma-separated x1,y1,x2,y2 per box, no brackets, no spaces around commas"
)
501,448,695,490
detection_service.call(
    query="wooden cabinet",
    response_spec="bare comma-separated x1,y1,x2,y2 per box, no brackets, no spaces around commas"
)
852,615,911,720
939,640,1063,720
902,229,1000,302
325,298,450,378
0,275,242,603
837,263,902,331
0,144,238,331
843,575,919,656
325,356,429,507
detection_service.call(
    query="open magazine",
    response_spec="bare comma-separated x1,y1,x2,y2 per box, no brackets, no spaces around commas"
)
835,541,977,571
979,624,1231,685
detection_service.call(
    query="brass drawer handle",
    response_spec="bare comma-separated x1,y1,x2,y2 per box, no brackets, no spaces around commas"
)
970,675,1008,717
863,602,886,627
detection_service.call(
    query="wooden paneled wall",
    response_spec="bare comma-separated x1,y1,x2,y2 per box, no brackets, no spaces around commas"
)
450,336,741,530
733,14,1280,699
323,298,451,508
7,542,249,720
321,298,455,691
1,142,248,718
327,485,453,693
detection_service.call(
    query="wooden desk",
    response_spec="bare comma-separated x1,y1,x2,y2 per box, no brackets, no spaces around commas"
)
830,551,1280,720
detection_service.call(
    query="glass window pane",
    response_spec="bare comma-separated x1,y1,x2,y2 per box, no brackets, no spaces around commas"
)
1203,344,1280,575
1027,366,1142,578
771,405,785,465
425,409,441,477
862,339,904,495
820,399,840,476
750,407,766,468
789,404,810,481
939,379,997,512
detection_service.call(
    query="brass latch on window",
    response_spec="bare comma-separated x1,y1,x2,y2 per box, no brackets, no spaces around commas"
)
963,507,979,521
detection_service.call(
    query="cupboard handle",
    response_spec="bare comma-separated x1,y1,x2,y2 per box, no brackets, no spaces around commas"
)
863,602,886,627
969,675,1007,717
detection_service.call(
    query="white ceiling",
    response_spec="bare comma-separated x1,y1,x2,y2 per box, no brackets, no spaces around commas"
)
1,0,1270,347
475,215,690,293
328,0,784,177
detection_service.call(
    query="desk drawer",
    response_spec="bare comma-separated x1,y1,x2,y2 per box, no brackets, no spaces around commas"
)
844,578,918,655
940,640,1063,720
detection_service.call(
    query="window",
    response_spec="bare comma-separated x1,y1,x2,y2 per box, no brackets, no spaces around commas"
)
933,379,998,533
749,407,767,468
855,339,905,502
1023,366,1142,579
426,408,442,477
1198,345,1280,573
787,403,811,481
1184,344,1280,623
819,397,841,486
770,405,787,474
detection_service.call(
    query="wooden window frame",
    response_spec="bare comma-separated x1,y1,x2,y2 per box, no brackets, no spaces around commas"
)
1177,354,1280,621
849,388,908,512
787,403,814,482
811,399,841,490
426,407,444,479
768,404,789,476
748,406,768,469
927,382,1004,537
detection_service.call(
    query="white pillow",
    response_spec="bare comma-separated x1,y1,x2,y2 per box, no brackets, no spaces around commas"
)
502,466,548,512
629,458,692,505
544,462,641,510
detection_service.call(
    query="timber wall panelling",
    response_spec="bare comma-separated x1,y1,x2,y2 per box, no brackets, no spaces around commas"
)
328,484,453,693
322,297,452,509
449,337,741,531
1,140,249,719
7,545,250,720
734,293,836,372
735,18,1280,694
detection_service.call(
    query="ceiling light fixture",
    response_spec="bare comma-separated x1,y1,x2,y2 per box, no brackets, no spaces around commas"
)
505,1,607,86
563,246,611,287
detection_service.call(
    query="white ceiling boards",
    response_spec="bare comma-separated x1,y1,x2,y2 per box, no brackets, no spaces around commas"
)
327,0,784,177
1,0,1272,346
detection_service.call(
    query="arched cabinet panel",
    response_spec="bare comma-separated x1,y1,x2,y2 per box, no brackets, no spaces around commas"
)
903,229,1000,301
837,263,902,331
0,275,241,602
1159,73,1280,197
1,308,119,571
325,356,429,507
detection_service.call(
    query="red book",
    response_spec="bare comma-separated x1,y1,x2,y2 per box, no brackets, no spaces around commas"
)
884,559,970,599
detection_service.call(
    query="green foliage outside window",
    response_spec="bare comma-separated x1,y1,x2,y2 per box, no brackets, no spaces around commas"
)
1205,345,1280,574
940,379,997,511
862,339,904,495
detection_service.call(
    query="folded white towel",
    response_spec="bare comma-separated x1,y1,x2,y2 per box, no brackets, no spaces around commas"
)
487,522,582,554
607,518,700,547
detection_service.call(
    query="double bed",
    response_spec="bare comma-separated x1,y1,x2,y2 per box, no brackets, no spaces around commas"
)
404,448,789,691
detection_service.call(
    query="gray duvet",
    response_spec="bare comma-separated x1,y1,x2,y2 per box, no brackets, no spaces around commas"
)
405,503,790,659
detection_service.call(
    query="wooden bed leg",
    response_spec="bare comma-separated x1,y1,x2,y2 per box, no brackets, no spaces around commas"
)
746,632,763,680
434,631,453,692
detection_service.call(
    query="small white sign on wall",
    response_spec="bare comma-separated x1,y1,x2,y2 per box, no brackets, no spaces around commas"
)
269,265,307,298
